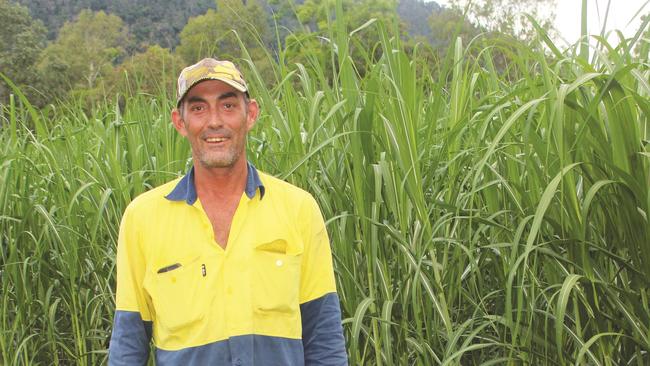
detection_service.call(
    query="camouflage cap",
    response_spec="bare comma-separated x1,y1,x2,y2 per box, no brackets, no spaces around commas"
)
176,58,248,106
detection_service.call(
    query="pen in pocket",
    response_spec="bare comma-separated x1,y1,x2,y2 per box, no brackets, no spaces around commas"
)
157,263,181,273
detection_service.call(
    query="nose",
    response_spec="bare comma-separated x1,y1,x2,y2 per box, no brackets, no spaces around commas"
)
207,107,222,128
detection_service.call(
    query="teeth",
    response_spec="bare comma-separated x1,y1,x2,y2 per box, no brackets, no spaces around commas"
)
206,137,226,143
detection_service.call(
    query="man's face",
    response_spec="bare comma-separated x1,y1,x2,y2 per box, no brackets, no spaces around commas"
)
171,80,258,169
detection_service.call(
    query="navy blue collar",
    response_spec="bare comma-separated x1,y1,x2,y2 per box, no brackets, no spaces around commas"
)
165,162,265,205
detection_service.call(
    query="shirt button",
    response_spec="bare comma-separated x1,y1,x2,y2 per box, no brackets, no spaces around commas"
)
275,259,283,267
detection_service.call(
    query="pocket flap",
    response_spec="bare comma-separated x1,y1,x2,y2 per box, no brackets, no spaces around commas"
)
255,239,302,256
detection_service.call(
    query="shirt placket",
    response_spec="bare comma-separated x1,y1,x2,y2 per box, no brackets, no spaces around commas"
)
228,335,253,366
225,196,254,365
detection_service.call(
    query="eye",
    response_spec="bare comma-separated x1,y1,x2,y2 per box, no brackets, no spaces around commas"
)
190,104,205,112
223,102,234,110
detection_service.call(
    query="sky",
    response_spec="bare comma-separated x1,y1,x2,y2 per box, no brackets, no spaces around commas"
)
554,0,648,46
433,0,649,47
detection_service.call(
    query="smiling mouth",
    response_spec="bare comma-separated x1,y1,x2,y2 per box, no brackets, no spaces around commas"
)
205,137,227,143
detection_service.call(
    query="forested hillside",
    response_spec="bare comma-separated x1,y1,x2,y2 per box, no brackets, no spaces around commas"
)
16,0,445,47
3,0,474,107
0,0,470,107
5,0,610,129
15,0,216,47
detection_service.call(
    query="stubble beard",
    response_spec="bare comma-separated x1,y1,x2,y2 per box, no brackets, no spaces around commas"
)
197,148,241,169
194,131,246,169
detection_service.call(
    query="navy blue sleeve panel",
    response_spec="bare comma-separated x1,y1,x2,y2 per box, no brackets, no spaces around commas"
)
300,292,348,366
108,310,152,366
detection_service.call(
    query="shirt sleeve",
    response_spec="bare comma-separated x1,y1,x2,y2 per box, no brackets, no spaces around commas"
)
108,204,153,366
298,195,348,366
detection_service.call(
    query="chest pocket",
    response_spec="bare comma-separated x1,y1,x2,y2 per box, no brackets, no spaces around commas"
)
252,239,303,314
144,255,218,333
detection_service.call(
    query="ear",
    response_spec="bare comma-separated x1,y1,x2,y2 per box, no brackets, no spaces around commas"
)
245,99,259,132
171,108,188,137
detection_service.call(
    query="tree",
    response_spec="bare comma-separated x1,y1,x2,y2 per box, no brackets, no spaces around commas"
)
0,0,47,105
176,0,273,85
295,0,401,43
176,9,222,63
109,45,184,98
289,0,403,77
427,6,481,50
397,0,442,43
446,0,556,41
37,10,131,101
427,4,531,79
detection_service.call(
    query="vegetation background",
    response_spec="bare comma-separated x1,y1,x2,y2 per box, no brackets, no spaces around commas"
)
1,0,649,364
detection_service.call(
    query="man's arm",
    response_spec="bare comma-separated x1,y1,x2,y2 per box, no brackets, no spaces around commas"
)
108,204,153,365
109,311,152,365
299,196,348,366
300,293,347,365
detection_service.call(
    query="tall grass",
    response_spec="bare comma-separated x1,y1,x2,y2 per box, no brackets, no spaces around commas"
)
1,5,649,365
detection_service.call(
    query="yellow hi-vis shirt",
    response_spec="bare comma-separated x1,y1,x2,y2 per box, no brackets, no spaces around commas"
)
108,163,347,365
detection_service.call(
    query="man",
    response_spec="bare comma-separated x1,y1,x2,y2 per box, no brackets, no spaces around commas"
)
108,58,347,365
